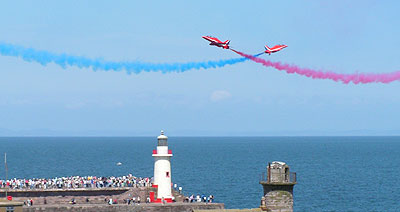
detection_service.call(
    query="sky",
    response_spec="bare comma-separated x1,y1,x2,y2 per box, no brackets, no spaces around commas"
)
0,0,399,136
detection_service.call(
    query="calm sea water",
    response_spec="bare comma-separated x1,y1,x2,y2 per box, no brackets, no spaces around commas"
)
0,136,399,211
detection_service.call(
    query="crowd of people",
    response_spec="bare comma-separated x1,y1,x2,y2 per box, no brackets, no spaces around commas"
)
1,175,216,205
0,174,152,190
172,184,214,203
185,194,214,203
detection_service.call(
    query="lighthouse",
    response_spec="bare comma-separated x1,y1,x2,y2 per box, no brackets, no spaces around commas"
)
260,161,297,212
152,130,173,203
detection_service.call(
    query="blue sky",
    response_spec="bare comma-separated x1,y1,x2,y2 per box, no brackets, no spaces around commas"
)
0,0,399,136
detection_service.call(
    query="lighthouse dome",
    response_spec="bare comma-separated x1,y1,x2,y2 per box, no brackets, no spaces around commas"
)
157,130,168,140
157,130,168,146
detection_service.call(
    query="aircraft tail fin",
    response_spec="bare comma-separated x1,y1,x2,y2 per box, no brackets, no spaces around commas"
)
264,45,271,51
224,40,230,45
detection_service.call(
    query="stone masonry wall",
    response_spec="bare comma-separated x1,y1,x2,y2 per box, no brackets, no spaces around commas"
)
264,190,293,212
23,203,225,212
0,188,128,198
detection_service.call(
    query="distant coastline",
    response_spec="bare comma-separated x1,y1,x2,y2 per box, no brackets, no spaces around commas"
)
1,128,400,137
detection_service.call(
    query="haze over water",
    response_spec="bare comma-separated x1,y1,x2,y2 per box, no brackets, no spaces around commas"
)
0,136,399,211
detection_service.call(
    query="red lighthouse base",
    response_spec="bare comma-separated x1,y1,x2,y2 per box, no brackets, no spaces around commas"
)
153,198,173,203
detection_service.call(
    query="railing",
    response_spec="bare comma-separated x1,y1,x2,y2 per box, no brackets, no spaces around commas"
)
260,172,296,184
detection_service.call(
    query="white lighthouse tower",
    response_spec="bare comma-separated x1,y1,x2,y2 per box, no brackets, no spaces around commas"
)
152,130,173,203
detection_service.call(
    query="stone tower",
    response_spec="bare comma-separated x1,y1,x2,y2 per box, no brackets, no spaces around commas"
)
259,161,296,212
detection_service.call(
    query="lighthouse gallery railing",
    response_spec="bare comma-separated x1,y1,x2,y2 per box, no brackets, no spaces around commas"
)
260,172,297,184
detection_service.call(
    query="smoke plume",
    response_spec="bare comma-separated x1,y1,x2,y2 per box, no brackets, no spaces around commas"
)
232,49,400,84
0,42,253,74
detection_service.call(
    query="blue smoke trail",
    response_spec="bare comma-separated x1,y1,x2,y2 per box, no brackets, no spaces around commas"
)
0,42,259,74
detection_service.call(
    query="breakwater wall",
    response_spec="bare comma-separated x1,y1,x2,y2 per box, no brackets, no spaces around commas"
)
1,188,223,212
23,203,225,212
0,187,160,205
0,188,128,198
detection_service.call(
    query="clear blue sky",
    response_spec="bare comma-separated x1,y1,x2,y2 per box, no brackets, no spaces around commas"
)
0,0,399,136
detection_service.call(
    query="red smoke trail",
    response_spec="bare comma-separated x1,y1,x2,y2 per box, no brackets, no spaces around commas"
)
231,49,400,84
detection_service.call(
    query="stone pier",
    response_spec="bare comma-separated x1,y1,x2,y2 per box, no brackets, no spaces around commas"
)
1,187,223,212
23,203,224,212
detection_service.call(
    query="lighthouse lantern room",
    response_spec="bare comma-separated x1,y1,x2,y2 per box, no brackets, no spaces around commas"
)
152,130,173,203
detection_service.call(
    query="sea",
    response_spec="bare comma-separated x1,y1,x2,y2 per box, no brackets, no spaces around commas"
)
0,136,399,212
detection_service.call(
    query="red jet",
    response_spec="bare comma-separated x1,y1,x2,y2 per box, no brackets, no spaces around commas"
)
264,44,288,55
202,36,230,49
